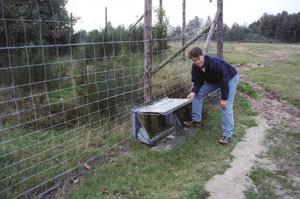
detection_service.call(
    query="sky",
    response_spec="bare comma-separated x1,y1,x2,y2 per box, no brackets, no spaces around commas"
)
66,0,300,32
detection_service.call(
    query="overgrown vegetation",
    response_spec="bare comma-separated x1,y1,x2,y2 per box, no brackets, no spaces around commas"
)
0,1,177,198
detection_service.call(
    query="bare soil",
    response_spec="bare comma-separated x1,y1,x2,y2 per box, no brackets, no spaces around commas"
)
151,128,196,152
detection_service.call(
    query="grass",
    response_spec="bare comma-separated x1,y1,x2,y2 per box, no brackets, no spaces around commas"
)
61,92,256,199
0,41,196,198
2,41,300,198
0,121,132,198
62,42,300,198
245,63,300,108
225,42,300,198
245,167,278,199
245,128,300,199
237,81,259,99
216,42,300,108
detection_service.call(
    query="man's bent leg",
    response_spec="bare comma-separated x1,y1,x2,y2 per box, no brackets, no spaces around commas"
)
222,74,239,137
192,82,219,122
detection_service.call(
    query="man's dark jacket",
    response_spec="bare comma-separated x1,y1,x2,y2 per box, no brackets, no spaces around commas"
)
191,55,237,100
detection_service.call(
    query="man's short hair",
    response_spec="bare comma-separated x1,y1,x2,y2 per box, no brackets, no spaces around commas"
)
189,47,203,59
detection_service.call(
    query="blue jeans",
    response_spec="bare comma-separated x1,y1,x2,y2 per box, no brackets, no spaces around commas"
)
191,74,239,137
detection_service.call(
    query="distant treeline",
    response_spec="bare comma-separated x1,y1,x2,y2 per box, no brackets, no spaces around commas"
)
225,11,300,43
169,11,300,43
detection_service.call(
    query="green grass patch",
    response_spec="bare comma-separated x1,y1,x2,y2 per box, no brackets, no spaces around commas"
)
237,81,259,99
245,64,300,108
225,42,300,108
245,167,278,199
62,91,253,199
235,93,258,117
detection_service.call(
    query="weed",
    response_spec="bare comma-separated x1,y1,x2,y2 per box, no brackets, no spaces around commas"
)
237,81,259,99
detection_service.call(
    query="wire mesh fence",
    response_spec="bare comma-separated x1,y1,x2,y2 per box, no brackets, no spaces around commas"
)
0,1,212,198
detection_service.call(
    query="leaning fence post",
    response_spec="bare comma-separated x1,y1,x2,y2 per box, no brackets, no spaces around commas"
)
152,8,220,75
144,0,152,130
204,9,220,55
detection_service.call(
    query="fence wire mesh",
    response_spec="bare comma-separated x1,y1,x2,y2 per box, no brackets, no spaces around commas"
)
0,1,211,198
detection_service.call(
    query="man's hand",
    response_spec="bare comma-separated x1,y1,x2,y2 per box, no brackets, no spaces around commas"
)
187,92,196,100
220,100,227,109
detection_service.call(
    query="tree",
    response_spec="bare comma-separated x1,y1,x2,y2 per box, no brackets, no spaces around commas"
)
169,25,182,38
186,16,203,36
0,0,75,47
225,23,247,41
152,6,169,51
256,11,300,42
259,13,278,39
204,16,212,28
0,0,76,87
248,21,260,34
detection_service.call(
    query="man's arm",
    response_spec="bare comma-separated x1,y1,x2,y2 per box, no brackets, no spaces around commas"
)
220,99,227,109
187,92,195,99
190,68,204,94
211,57,230,108
216,59,230,101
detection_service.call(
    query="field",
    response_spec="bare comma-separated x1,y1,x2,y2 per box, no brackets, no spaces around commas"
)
58,42,300,199
1,41,299,198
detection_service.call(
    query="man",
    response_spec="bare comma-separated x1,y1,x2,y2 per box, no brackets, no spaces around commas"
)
184,47,239,145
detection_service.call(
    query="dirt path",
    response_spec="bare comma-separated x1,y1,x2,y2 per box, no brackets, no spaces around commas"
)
205,115,269,199
205,65,300,199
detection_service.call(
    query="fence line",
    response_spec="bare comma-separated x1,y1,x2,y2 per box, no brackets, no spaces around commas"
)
0,1,213,198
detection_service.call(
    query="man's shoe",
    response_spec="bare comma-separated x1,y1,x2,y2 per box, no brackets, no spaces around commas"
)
183,120,201,127
219,136,230,144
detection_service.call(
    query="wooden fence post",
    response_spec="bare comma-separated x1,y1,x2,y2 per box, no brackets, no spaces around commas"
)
144,0,152,130
105,7,107,28
204,9,220,55
182,0,186,63
217,0,223,58
144,0,152,104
